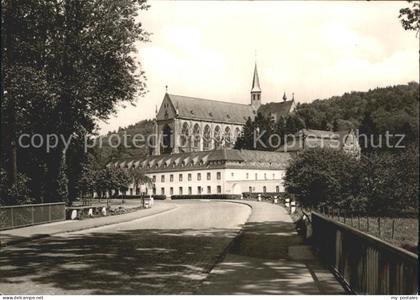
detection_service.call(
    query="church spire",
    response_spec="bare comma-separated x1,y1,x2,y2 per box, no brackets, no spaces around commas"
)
250,62,262,109
251,63,261,92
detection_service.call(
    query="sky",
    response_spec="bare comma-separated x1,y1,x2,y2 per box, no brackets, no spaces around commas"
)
97,1,419,135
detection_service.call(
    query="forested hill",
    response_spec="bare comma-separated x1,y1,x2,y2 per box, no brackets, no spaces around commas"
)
93,119,155,167
294,82,419,142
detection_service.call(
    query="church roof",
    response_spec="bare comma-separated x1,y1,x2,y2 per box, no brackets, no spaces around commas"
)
251,63,261,92
258,100,294,118
167,94,256,124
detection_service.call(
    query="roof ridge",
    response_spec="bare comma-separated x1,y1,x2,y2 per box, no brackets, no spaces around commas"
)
168,94,252,107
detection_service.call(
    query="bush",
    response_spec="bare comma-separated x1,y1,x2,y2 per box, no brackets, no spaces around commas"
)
0,169,34,206
171,194,241,200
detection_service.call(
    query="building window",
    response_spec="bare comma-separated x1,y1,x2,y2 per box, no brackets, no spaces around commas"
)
249,186,252,192
179,174,183,182
161,187,165,195
255,173,258,180
231,172,234,178
179,187,183,195
170,174,174,182
263,186,267,193
207,186,211,194
217,185,222,194
161,175,165,182
152,187,156,194
264,173,267,180
246,173,249,179
170,187,174,195
188,173,192,181
217,172,221,180
197,186,201,194
197,173,201,181
276,186,280,193
207,172,211,180
188,187,192,195
152,175,156,182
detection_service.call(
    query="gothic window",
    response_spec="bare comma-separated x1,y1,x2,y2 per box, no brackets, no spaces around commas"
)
203,125,211,150
161,124,172,154
192,123,201,151
234,127,241,141
224,127,232,148
214,125,221,149
181,122,190,151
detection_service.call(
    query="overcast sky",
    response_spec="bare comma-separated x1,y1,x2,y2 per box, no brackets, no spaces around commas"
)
97,1,419,135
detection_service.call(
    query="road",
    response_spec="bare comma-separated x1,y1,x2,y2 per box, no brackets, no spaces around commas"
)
0,201,251,295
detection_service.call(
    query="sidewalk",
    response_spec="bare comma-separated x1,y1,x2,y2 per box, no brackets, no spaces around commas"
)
198,201,346,295
0,201,178,247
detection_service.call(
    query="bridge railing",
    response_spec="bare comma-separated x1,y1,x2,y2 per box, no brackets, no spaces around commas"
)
0,202,66,230
311,212,418,295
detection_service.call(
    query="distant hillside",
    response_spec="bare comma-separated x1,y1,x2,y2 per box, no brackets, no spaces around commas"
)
94,119,155,166
294,82,419,143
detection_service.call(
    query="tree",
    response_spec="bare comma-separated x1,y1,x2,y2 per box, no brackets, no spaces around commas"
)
284,148,364,211
129,168,152,193
399,1,420,35
1,0,150,203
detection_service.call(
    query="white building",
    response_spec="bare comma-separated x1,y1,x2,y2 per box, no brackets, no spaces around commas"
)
107,149,291,197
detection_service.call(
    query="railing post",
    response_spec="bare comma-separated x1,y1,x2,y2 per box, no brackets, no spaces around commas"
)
32,206,35,224
49,204,52,222
11,207,14,227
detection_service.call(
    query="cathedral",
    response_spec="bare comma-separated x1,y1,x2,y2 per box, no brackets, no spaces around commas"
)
152,63,295,155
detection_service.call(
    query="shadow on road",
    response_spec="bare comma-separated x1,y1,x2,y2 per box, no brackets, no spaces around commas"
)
0,228,238,295
199,220,346,295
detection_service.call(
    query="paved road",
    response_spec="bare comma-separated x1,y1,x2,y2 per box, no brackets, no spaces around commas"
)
0,201,251,295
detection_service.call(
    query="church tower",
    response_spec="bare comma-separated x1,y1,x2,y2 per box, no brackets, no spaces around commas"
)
250,63,261,109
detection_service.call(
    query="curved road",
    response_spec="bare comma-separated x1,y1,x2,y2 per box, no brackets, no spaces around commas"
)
0,201,251,295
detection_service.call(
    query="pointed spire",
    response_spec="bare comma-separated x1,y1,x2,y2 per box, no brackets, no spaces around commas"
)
292,93,295,101
251,63,261,92
283,92,287,102
155,105,158,115
165,85,168,93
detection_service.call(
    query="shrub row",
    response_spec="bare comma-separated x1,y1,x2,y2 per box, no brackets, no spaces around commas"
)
170,194,241,200
109,194,167,200
242,192,288,201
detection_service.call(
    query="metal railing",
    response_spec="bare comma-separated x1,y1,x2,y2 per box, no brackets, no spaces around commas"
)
311,212,418,295
0,202,66,230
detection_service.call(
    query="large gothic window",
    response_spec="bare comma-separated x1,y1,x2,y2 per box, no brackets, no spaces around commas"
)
180,122,190,152
224,127,232,148
214,126,221,149
161,124,172,154
192,124,201,151
203,125,211,150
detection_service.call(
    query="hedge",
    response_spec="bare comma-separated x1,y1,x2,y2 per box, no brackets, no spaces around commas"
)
171,194,241,200
113,194,167,200
242,192,288,201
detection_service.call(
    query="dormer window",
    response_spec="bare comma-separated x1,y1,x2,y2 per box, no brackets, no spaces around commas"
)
227,114,231,119
209,112,213,117
190,110,194,114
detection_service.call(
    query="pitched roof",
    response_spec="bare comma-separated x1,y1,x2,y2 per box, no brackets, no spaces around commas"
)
167,94,256,124
107,149,291,172
258,100,294,118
